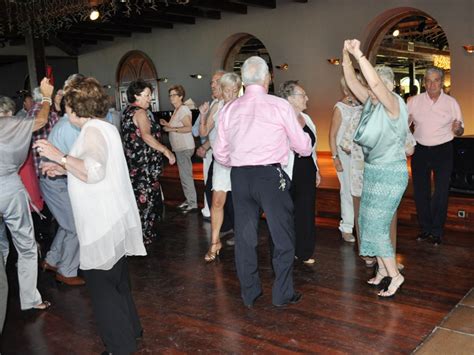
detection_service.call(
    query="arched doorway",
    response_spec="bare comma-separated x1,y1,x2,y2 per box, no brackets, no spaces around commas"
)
365,9,451,99
218,33,274,93
116,50,160,111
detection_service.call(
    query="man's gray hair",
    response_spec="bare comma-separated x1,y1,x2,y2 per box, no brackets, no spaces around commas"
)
0,96,16,116
375,65,394,88
424,66,445,82
220,72,242,90
241,56,269,86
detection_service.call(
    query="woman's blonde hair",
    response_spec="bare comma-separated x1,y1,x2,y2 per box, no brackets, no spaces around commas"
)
220,72,242,91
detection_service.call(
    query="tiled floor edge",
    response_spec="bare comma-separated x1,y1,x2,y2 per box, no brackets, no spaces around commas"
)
412,287,474,353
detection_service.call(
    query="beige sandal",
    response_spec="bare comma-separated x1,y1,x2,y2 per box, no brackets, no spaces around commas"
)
204,242,222,263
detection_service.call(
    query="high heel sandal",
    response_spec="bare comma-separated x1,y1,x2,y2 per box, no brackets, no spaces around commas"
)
378,273,404,298
204,242,222,263
367,265,391,290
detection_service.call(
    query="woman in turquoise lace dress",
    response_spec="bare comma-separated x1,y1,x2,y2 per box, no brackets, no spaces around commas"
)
342,39,409,298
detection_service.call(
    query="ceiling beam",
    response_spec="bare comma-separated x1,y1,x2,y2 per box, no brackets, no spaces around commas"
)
85,23,153,33
59,33,115,42
115,18,174,29
235,0,276,8
195,1,247,15
47,36,79,56
159,4,221,19
140,12,196,24
68,27,132,38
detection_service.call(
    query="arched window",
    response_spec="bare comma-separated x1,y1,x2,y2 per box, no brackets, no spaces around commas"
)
116,50,160,111
366,10,450,99
219,33,274,93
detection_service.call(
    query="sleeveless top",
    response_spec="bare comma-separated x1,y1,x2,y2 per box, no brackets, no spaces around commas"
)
209,100,225,149
354,94,408,165
168,105,195,152
334,102,362,145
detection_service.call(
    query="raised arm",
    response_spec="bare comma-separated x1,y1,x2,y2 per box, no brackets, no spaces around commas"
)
32,78,54,131
345,39,399,118
342,49,368,104
199,102,218,137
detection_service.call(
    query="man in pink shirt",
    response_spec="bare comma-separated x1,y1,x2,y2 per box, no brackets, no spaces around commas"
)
213,56,312,308
408,67,464,245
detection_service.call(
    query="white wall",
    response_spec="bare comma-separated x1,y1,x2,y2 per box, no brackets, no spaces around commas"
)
77,0,474,150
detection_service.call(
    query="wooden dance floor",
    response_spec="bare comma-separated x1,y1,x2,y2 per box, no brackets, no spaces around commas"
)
2,155,473,353
2,208,473,353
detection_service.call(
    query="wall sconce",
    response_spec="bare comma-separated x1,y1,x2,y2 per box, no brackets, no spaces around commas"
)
102,84,112,89
327,58,340,65
463,45,474,53
190,74,203,79
158,77,169,83
276,63,289,70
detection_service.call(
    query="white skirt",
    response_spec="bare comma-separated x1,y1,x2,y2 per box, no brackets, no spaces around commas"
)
212,160,232,192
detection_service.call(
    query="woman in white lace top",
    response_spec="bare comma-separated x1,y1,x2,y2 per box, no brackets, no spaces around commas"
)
34,76,146,354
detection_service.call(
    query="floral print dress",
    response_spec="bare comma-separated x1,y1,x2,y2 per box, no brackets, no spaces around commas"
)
122,105,164,245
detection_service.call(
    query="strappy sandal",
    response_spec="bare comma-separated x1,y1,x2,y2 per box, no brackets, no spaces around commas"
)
378,273,404,298
204,242,222,263
367,265,390,289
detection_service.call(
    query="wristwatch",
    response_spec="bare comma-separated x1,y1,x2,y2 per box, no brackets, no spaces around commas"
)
331,154,339,160
60,154,68,168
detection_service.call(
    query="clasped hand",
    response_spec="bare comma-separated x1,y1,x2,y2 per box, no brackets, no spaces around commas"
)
344,39,363,58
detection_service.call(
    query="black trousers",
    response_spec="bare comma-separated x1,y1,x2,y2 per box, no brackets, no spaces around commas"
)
231,166,295,306
411,141,453,238
291,169,316,261
83,257,142,354
205,160,234,232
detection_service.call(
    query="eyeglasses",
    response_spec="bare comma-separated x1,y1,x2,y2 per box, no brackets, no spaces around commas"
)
292,93,308,97
169,93,179,97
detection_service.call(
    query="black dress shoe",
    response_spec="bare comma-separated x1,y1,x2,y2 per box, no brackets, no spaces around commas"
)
431,235,442,245
273,292,302,307
416,232,431,241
